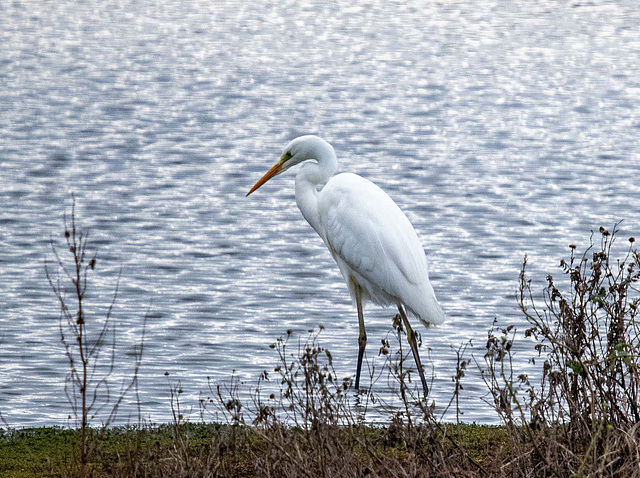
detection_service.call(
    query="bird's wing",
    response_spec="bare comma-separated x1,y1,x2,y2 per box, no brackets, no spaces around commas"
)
318,173,428,297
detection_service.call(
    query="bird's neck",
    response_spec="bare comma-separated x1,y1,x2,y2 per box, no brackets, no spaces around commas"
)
294,150,337,239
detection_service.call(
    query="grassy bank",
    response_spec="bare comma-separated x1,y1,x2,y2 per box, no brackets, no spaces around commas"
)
0,423,510,477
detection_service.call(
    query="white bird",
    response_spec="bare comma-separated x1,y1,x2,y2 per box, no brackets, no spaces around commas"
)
247,135,444,395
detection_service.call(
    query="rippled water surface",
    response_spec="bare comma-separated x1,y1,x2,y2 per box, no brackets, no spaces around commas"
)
1,0,639,426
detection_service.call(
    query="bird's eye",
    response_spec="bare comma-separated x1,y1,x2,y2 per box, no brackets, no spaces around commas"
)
280,151,293,163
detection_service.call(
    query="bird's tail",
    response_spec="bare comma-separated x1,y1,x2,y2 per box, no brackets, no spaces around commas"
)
410,282,446,327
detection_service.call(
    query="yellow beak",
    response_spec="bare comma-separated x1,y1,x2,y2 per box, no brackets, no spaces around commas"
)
246,161,283,196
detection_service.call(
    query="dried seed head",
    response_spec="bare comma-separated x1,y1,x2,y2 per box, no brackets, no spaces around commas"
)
569,244,577,249
630,237,636,243
599,226,605,233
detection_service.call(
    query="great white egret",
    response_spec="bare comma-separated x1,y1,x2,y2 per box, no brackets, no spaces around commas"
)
247,135,444,396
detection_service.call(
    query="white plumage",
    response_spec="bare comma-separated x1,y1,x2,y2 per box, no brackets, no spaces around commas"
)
317,172,445,327
247,135,444,395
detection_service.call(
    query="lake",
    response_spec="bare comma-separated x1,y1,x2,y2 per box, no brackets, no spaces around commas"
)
1,0,639,426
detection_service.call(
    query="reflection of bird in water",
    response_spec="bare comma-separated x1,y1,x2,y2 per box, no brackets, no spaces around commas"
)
247,135,444,395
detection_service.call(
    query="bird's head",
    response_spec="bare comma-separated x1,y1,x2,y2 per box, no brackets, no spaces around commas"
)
246,135,334,196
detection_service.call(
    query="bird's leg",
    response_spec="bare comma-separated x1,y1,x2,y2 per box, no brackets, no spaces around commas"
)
397,305,429,397
354,283,367,391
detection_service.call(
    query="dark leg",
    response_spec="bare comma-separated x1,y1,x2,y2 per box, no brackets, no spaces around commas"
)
398,305,429,397
354,282,367,390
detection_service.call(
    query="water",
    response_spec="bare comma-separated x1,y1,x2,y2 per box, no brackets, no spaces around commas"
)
1,0,639,427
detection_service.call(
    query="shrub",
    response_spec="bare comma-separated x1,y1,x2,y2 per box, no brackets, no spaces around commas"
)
44,196,145,468
482,225,640,476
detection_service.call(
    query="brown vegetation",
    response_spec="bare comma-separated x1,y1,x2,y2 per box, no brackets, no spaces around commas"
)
3,202,639,477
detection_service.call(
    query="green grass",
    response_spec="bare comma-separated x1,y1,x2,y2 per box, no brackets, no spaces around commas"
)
0,427,78,477
445,423,512,465
0,422,509,477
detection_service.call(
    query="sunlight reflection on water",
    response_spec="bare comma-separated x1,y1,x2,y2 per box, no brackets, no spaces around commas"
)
1,0,639,426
